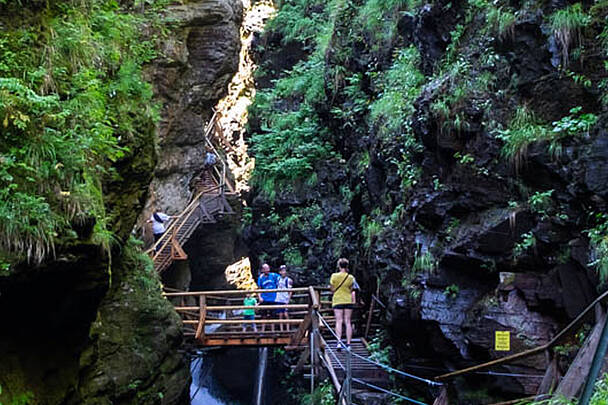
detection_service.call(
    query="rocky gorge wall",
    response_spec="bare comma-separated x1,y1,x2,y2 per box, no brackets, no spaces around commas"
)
244,0,608,402
0,0,244,403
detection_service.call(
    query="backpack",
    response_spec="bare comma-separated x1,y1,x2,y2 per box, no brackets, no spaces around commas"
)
153,212,165,223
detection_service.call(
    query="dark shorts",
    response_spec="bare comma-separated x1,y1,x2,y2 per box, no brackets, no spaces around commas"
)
260,301,276,318
333,304,354,310
243,314,255,321
275,304,288,314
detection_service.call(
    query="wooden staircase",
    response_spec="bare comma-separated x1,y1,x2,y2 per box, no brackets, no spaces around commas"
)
149,112,236,274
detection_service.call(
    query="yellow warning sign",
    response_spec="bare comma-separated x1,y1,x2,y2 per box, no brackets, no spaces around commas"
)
495,331,510,351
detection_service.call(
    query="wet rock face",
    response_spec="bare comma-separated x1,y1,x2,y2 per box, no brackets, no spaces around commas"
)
245,0,608,401
71,245,189,405
147,0,243,213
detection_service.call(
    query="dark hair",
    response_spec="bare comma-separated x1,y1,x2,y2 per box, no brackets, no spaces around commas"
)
337,258,349,270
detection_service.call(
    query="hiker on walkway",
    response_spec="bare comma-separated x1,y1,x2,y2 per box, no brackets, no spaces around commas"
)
242,293,257,332
275,265,293,332
147,210,177,249
257,263,280,332
204,146,217,170
330,258,357,350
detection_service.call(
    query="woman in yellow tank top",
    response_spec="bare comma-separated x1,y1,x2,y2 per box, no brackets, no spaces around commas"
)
330,258,356,350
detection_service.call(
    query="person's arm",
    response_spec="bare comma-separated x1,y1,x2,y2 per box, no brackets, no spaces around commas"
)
257,278,264,302
329,274,335,292
288,278,294,300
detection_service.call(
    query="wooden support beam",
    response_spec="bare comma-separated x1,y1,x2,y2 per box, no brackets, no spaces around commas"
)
170,235,188,260
290,312,312,346
195,295,206,340
164,287,310,297
202,337,292,346
293,346,311,374
205,304,309,311
186,319,303,325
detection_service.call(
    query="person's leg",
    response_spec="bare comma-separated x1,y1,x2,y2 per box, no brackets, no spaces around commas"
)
284,308,290,331
278,310,285,332
261,309,268,332
334,308,344,347
344,308,353,346
270,302,276,332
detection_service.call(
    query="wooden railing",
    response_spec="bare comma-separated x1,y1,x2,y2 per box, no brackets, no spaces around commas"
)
163,287,333,346
435,289,608,381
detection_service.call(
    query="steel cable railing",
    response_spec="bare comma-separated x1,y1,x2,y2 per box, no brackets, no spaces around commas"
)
318,313,442,386
317,312,440,405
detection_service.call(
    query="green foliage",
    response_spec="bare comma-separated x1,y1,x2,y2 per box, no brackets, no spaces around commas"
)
370,46,424,138
551,106,597,137
0,385,34,405
250,53,336,196
513,231,536,258
495,106,549,168
496,106,597,169
360,214,383,250
358,0,414,48
486,6,517,39
0,0,160,264
528,190,553,216
548,3,591,67
444,284,460,299
454,152,474,165
369,46,425,190
299,379,335,405
284,246,304,267
412,250,436,273
367,331,392,364
585,213,608,283
524,373,608,405
266,0,326,45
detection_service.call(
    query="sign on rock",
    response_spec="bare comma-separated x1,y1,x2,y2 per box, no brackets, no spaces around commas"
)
495,331,510,351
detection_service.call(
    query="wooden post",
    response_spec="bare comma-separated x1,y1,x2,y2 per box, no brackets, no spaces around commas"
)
195,295,206,341
310,318,315,402
345,346,352,405
364,296,376,340
580,307,608,405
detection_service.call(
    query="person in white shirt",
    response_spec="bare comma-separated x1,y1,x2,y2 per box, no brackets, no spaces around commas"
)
275,265,293,332
147,211,176,249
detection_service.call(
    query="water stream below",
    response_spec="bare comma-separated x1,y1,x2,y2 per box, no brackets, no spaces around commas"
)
189,347,270,405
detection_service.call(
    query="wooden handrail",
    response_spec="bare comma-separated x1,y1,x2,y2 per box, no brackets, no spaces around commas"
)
190,319,303,325
205,304,309,311
164,287,311,296
435,289,608,381
309,286,320,309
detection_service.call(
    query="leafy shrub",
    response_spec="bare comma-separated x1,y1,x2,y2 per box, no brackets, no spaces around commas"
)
586,213,608,283
444,284,460,299
513,231,536,258
495,106,548,169
528,190,553,216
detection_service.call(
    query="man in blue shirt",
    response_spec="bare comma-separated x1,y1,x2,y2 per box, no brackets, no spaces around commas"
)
257,263,280,332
